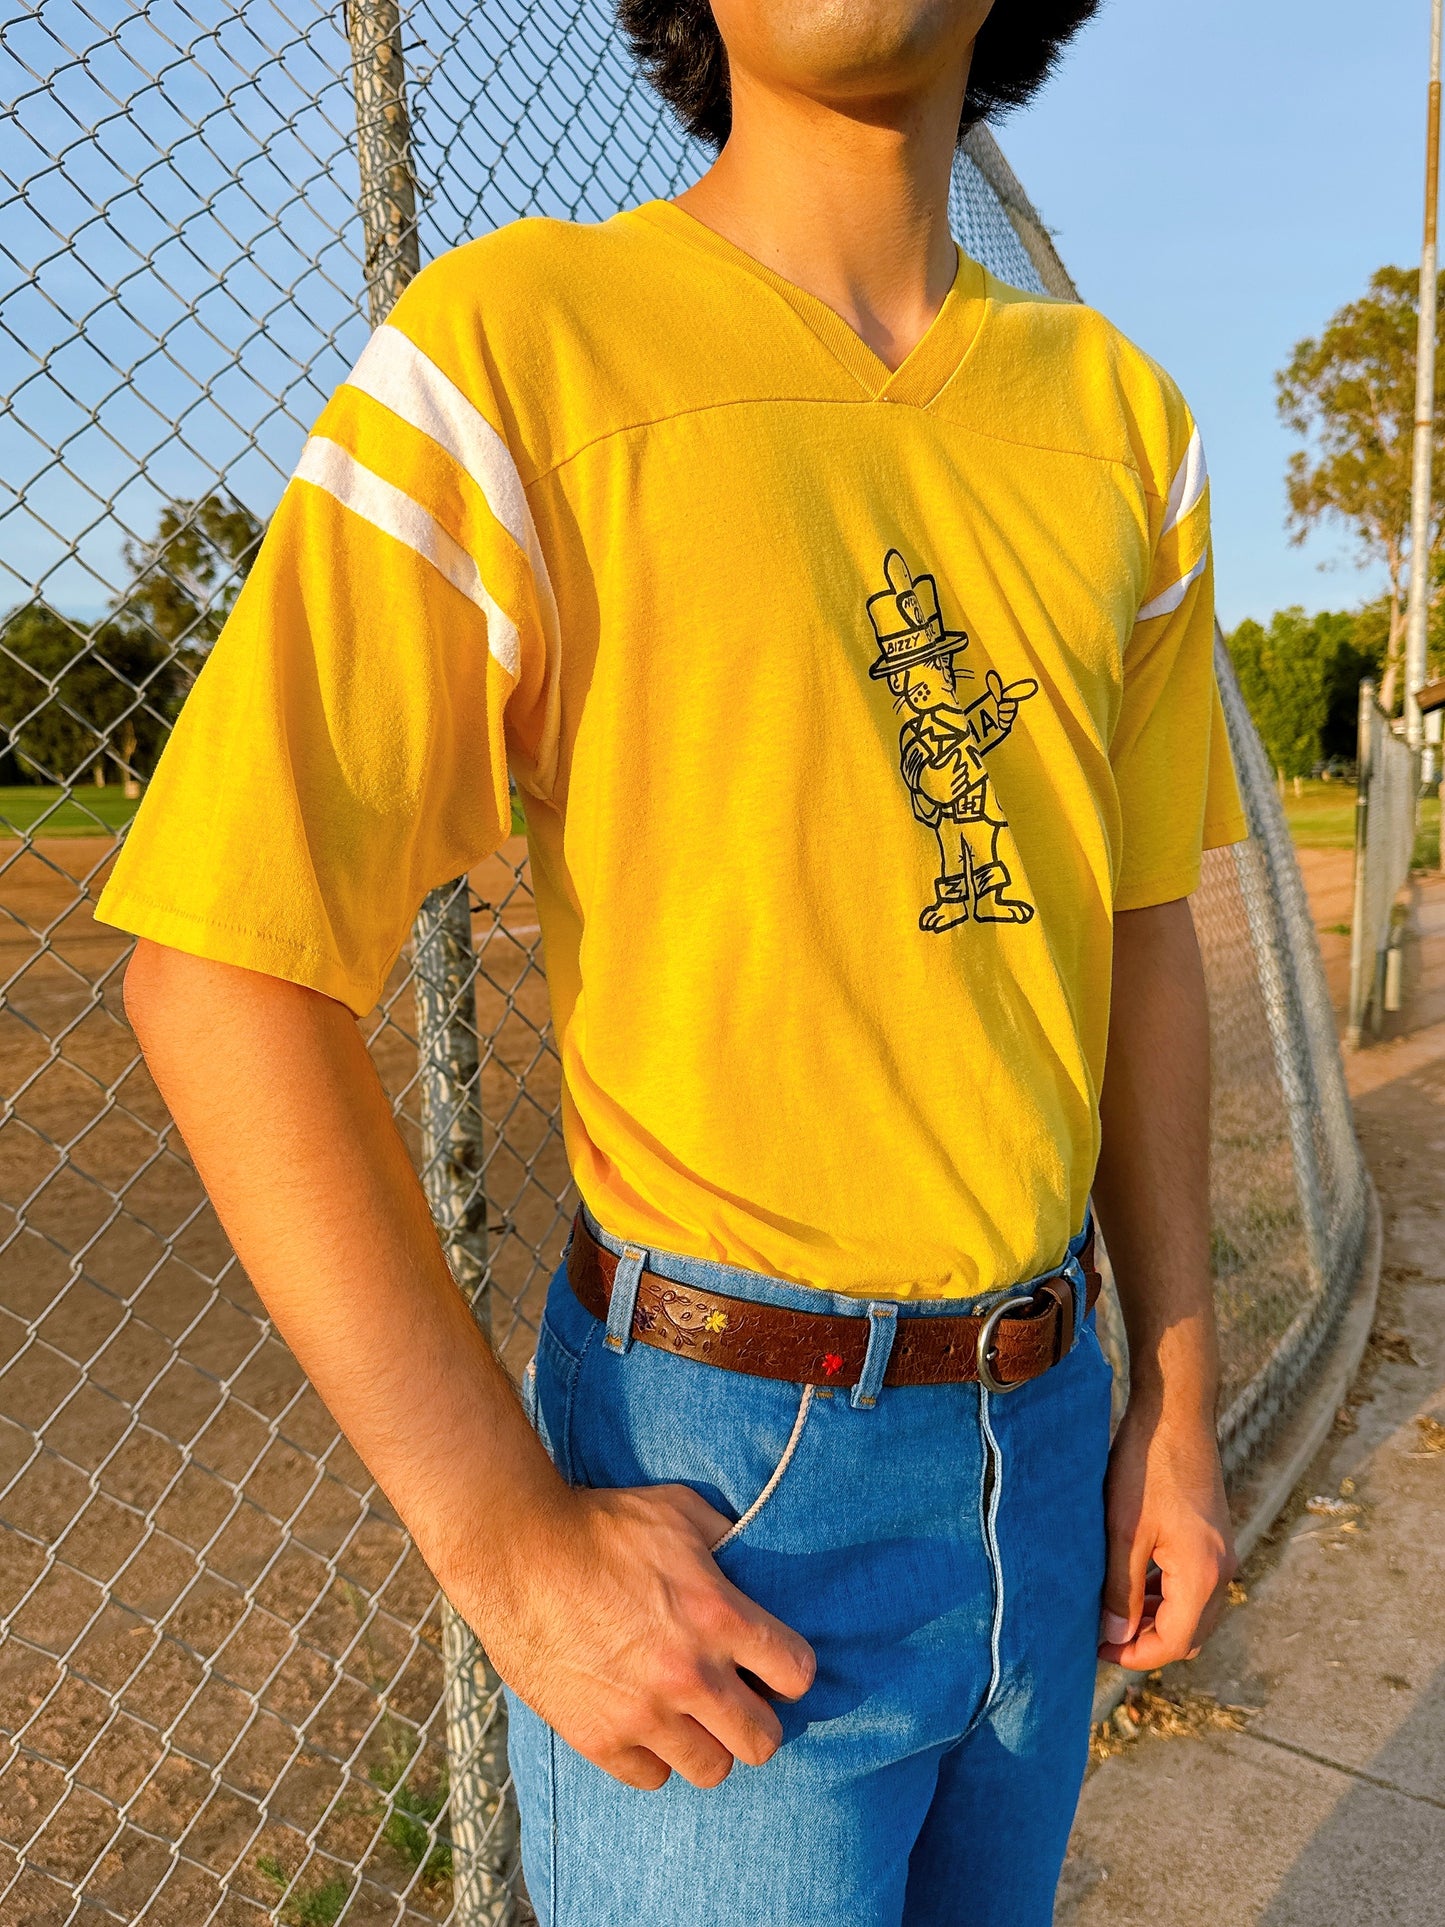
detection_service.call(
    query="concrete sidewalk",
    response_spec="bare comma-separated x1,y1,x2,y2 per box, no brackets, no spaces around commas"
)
1058,869,1445,1926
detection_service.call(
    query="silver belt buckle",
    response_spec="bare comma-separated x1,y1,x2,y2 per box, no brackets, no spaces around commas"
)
976,1290,1040,1395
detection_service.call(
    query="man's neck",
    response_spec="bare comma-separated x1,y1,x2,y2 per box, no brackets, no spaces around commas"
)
676,62,969,373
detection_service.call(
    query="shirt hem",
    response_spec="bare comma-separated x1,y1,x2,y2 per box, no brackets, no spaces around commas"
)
1202,808,1250,852
93,887,382,1018
1115,810,1251,911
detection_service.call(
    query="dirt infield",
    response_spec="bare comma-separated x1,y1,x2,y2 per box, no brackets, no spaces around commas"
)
0,834,568,1922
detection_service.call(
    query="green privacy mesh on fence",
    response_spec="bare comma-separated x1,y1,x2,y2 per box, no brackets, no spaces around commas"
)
1,2,1367,1919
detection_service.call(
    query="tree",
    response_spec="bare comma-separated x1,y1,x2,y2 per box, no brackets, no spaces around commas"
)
1227,608,1335,781
1311,605,1384,763
0,603,180,791
116,491,262,654
1276,266,1445,715
0,492,264,799
0,491,263,797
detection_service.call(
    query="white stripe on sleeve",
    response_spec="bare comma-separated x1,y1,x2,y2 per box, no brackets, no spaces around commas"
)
1135,547,1208,625
1161,426,1208,536
345,324,559,637
294,436,521,677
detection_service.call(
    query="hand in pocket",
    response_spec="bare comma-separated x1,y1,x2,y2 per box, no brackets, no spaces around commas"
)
461,1480,816,1791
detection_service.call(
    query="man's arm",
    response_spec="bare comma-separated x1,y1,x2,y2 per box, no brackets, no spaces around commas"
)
1092,896,1235,1670
123,941,814,1787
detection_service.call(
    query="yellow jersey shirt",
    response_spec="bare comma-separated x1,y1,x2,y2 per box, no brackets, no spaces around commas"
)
97,202,1247,1300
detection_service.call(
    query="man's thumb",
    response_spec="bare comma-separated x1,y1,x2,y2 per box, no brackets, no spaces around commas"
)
1100,1519,1146,1648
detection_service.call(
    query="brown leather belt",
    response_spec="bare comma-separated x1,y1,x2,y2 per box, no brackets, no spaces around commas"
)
565,1214,1101,1393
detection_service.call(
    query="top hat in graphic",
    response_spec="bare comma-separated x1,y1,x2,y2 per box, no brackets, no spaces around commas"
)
866,548,968,679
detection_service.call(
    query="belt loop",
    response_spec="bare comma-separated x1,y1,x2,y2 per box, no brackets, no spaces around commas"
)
605,1245,647,1354
851,1303,898,1410
1058,1249,1086,1358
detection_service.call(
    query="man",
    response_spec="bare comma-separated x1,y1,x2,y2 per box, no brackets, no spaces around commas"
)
100,1,1246,1920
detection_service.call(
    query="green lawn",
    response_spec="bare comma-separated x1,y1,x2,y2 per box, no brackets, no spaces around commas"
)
1279,778,1357,851
2,774,1429,864
0,785,527,842
1416,799,1442,871
1282,777,1440,870
0,784,142,838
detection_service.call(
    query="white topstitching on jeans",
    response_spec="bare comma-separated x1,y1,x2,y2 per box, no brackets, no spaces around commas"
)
979,1389,1007,1717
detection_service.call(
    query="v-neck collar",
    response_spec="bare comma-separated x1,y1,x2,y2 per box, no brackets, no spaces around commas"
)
631,199,989,408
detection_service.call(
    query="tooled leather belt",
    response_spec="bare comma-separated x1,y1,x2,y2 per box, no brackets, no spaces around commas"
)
565,1213,1101,1393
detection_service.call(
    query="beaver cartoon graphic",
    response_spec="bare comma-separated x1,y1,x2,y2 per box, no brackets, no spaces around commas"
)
867,548,1038,933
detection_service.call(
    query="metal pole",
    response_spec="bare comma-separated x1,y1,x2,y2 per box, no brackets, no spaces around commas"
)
1347,679,1377,1048
1404,0,1443,753
348,0,420,327
345,7,517,1918
414,887,520,1922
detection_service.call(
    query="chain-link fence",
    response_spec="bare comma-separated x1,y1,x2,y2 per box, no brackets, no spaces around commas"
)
1348,679,1419,1046
0,5,1369,1921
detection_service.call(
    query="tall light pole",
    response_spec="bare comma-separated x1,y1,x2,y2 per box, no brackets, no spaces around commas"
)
1405,0,1444,758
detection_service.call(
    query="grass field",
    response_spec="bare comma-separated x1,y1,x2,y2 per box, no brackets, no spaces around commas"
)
1282,777,1441,870
0,783,141,837
0,787,530,841
0,775,1433,865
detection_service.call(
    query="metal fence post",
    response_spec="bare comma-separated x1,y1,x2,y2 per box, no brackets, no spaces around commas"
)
346,5,517,1917
413,886,520,1921
347,0,420,325
1348,679,1376,1048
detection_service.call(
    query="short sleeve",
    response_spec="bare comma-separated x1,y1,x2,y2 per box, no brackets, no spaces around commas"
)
1111,417,1247,911
95,279,560,1014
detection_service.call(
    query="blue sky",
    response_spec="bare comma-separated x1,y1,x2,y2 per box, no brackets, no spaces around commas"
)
1002,0,1431,628
4,0,1426,628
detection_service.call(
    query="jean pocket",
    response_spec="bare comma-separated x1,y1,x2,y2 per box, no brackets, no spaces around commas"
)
708,1382,815,1555
569,1335,820,1556
529,1311,597,1481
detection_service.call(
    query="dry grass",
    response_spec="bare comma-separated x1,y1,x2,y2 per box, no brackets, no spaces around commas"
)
1090,1676,1253,1767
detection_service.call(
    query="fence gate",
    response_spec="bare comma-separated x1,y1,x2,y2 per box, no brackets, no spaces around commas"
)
0,5,1368,1922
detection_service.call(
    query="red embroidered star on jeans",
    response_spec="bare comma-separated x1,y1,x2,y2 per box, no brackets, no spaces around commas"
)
822,1352,843,1378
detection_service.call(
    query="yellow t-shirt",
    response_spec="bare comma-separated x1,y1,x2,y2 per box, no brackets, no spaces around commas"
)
97,201,1247,1300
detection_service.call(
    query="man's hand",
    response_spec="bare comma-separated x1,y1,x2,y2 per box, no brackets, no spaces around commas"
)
1097,1397,1233,1668
123,943,813,1795
471,1482,814,1790
1092,897,1236,1672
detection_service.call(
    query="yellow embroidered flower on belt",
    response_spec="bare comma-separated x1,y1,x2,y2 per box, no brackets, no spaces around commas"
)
702,1309,729,1334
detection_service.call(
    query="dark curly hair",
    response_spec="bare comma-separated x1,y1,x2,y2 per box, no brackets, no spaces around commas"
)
617,2,1102,150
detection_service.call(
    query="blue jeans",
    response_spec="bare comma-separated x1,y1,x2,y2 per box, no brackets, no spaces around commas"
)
508,1213,1112,1926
